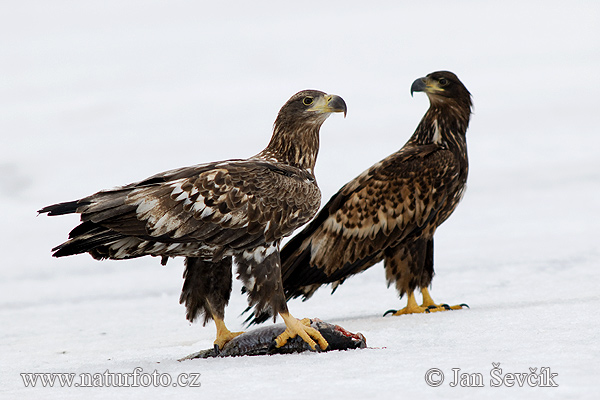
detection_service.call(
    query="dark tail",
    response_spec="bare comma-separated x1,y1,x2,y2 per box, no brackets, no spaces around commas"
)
38,200,88,216
51,221,123,258
39,191,142,259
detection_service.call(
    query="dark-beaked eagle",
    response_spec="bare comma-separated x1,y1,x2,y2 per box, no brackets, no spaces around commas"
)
248,71,472,325
38,90,347,352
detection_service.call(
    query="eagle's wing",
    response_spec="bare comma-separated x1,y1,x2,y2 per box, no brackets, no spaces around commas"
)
43,160,320,259
280,144,462,299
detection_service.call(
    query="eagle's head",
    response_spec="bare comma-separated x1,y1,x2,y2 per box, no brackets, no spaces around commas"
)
263,90,346,172
411,71,472,111
276,90,347,127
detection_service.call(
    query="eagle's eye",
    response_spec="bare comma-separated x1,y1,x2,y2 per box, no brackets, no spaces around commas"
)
438,78,449,86
303,97,314,106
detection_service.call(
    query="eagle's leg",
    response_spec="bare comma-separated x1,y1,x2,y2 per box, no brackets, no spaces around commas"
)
420,287,467,312
274,312,328,351
180,256,244,350
384,240,433,316
420,287,438,307
383,239,465,315
236,242,328,351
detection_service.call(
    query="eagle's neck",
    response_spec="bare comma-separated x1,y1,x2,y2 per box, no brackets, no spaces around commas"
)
256,120,321,174
411,100,471,152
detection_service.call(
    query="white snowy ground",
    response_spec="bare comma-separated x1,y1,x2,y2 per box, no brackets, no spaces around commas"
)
1,1,599,399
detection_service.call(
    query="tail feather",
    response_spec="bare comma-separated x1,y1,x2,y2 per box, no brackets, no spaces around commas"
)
52,223,124,258
66,220,105,239
38,200,88,216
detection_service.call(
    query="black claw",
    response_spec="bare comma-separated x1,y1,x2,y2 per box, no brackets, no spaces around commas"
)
460,303,470,309
442,304,451,310
383,309,397,317
427,305,438,310
267,340,278,354
425,308,431,313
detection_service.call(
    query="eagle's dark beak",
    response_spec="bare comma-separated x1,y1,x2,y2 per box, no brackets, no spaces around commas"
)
411,77,427,97
309,94,347,118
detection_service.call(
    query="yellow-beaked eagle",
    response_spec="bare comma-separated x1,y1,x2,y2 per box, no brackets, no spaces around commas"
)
39,90,347,352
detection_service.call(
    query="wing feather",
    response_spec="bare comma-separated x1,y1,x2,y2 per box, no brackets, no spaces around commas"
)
66,160,319,256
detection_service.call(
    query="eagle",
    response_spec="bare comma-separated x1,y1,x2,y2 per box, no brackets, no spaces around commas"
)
248,71,472,325
38,90,347,352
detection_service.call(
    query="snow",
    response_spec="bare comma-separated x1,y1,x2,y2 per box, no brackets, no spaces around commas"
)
1,1,599,399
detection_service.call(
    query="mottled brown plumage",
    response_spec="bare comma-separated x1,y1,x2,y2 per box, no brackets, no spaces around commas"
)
248,71,472,324
39,89,347,352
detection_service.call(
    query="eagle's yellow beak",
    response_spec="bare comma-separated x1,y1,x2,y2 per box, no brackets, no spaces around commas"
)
308,94,347,117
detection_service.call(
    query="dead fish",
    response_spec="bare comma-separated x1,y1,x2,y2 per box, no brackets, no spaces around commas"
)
180,319,366,360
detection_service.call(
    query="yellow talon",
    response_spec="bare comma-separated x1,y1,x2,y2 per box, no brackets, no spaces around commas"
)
275,313,328,351
213,317,244,350
420,287,467,312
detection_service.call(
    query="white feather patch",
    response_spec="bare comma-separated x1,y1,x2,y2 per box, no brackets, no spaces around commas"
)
136,198,160,219
192,198,207,214
241,242,278,264
151,212,181,235
432,119,442,144
199,206,215,219
264,242,277,257
170,180,185,197
111,237,142,258
167,243,180,251
214,213,232,224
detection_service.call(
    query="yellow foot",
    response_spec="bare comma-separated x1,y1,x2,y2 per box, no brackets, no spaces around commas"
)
274,313,329,351
213,317,244,350
383,290,468,316
384,292,429,316
214,330,244,350
420,287,468,313
388,305,429,315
